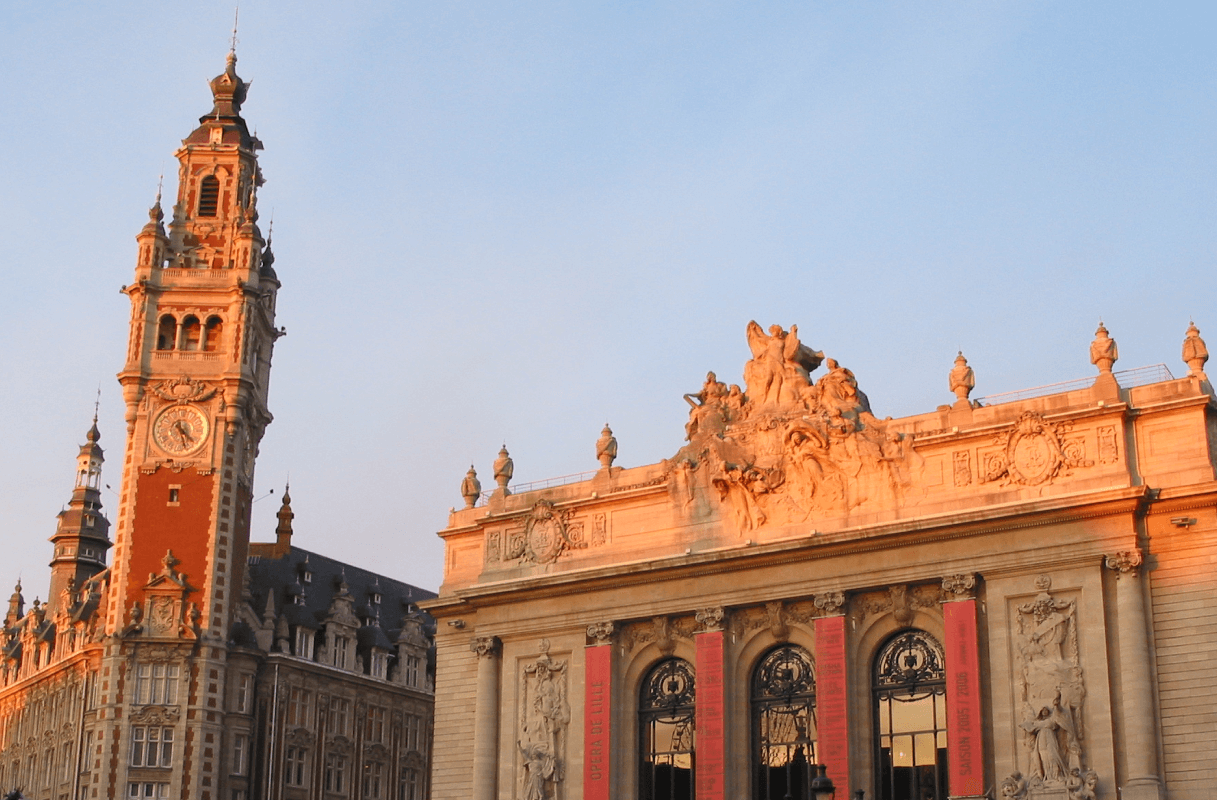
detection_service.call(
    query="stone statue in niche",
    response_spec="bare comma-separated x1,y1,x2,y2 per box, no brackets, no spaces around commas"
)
1005,575,1091,799
669,321,922,533
519,640,569,800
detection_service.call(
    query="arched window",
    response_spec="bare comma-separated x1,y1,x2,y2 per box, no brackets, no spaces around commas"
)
639,658,696,800
156,315,177,350
197,175,220,217
181,316,201,351
873,630,948,800
203,316,223,351
752,644,817,800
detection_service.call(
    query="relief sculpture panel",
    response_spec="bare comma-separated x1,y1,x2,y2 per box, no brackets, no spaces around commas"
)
1003,576,1098,800
518,640,570,800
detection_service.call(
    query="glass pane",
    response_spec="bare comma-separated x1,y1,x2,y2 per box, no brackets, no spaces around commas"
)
892,695,935,732
914,733,936,766
891,735,913,767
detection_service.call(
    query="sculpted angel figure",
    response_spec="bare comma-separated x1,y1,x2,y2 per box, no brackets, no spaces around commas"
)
518,740,557,800
744,321,823,406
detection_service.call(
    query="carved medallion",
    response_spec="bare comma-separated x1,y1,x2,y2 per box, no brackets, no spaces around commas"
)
986,412,1093,487
520,501,585,565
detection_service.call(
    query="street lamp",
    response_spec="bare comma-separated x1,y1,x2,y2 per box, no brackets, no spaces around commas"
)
810,764,836,800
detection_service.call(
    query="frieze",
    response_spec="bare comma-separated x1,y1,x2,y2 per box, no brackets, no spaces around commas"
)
982,412,1094,487
128,701,180,725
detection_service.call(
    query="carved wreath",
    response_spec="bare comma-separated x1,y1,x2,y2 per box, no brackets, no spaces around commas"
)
150,375,217,404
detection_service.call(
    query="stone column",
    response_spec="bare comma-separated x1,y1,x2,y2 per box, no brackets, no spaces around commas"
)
694,607,727,800
470,635,502,800
584,622,615,800
813,592,851,790
1105,550,1162,800
941,574,986,800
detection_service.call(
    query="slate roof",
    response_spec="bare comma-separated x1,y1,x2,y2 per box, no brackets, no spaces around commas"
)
246,545,436,644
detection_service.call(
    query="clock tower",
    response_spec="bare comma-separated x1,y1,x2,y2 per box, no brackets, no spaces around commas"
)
108,48,281,639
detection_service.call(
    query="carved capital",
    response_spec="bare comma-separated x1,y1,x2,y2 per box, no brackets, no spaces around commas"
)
585,621,615,645
695,606,726,632
813,591,846,616
1104,549,1143,576
469,635,501,658
941,573,977,600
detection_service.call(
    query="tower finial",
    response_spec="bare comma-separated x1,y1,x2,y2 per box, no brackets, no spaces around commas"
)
230,6,240,56
93,385,101,424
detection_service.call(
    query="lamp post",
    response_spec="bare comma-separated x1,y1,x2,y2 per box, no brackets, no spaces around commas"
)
810,764,837,800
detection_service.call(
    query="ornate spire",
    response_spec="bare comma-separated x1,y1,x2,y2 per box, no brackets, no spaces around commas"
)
205,50,249,121
275,484,294,554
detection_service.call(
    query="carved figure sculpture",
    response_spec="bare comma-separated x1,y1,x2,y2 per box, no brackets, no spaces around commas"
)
684,371,729,440
520,640,569,799
595,424,617,468
519,740,557,800
1182,322,1209,379
1013,577,1086,788
493,446,513,494
949,352,975,404
743,321,823,406
1089,323,1118,373
460,466,481,509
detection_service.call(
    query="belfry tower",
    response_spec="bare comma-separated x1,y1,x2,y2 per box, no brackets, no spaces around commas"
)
108,49,281,639
45,416,112,616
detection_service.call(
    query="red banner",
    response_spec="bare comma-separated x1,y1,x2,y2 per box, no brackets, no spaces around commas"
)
584,644,612,800
695,630,725,800
815,615,850,789
944,599,984,797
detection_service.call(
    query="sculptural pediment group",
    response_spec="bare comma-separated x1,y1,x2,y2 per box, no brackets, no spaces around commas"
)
669,321,921,532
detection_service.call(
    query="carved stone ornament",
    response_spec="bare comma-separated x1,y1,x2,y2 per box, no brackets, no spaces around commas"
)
984,412,1093,487
941,573,978,600
1103,549,1142,576
621,615,697,654
1004,575,1091,799
515,500,586,565
519,640,570,800
695,606,726,632
813,591,846,616
470,636,501,658
854,584,941,625
149,375,218,404
129,705,181,725
585,621,615,645
670,321,922,534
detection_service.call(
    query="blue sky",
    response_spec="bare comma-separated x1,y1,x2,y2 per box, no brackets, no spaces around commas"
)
0,2,1213,594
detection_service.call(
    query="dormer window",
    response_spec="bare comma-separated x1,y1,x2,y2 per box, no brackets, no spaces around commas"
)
294,627,314,660
302,571,312,584
197,176,220,217
371,592,382,605
370,651,387,680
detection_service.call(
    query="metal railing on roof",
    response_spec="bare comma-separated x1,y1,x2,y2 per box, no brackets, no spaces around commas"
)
974,363,1175,406
476,469,601,506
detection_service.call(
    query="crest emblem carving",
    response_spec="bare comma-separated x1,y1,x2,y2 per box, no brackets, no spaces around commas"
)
512,501,585,565
985,412,1093,486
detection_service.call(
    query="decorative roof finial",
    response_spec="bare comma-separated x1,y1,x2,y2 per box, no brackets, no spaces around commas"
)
1183,320,1209,380
230,6,240,56
460,465,481,509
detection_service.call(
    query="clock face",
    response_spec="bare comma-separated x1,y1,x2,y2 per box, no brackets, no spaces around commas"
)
153,405,209,456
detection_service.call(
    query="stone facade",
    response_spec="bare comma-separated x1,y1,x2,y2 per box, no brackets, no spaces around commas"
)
426,321,1217,800
0,51,436,800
